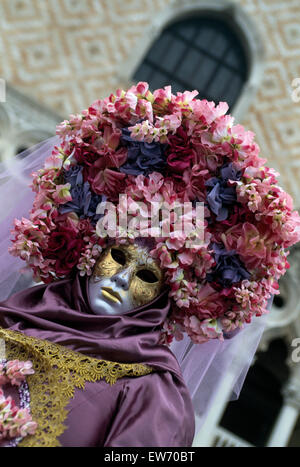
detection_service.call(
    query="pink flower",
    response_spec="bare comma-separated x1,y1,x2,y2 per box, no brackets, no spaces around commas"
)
124,90,138,111
72,144,95,165
177,249,194,266
173,89,199,106
199,116,265,169
221,223,271,272
42,220,86,276
165,127,196,173
212,115,235,143
44,150,64,171
169,287,194,308
19,418,38,438
153,86,172,113
192,248,215,279
128,120,162,144
56,120,73,138
5,360,35,387
31,168,60,194
77,241,103,276
156,112,182,134
52,184,72,205
9,217,48,265
0,369,38,441
135,81,150,96
99,125,123,151
136,99,154,123
160,319,184,345
190,140,220,173
180,165,209,202
126,172,165,201
243,165,279,184
236,182,262,212
183,315,223,344
88,168,126,202
231,280,270,320
164,234,187,252
166,267,185,291
0,393,37,440
279,210,300,247
240,223,267,256
190,99,229,127
152,244,178,270
191,283,225,319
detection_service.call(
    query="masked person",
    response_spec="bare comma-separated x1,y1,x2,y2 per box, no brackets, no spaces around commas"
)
0,240,195,447
1,82,299,447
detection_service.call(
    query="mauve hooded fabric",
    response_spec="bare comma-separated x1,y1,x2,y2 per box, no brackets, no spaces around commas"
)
0,274,195,447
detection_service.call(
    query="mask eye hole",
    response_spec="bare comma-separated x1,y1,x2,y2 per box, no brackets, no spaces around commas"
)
111,248,126,266
136,269,158,284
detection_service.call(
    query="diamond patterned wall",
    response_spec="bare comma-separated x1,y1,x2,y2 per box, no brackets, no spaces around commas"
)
239,0,300,203
0,0,172,115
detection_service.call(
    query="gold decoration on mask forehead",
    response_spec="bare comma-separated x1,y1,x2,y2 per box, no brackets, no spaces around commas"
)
92,243,164,307
93,247,121,279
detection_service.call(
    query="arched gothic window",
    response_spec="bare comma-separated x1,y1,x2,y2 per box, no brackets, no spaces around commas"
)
133,16,249,110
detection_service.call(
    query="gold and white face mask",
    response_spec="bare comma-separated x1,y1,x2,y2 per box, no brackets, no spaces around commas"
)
88,242,164,315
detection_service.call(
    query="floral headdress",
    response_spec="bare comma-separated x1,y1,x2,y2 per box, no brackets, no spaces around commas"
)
9,82,300,345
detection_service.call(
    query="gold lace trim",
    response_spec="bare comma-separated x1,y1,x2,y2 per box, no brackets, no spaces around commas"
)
0,328,152,447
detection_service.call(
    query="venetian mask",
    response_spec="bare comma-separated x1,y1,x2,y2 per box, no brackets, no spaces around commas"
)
88,242,164,316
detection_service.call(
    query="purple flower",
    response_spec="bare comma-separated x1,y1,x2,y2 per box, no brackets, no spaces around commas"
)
205,163,242,221
63,164,83,186
206,243,250,288
120,127,167,176
219,163,242,181
60,166,106,225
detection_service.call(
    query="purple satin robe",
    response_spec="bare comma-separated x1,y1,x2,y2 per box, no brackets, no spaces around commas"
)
59,374,194,447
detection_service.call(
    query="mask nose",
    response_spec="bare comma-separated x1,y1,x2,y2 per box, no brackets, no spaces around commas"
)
111,268,131,290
